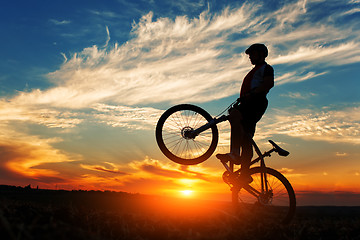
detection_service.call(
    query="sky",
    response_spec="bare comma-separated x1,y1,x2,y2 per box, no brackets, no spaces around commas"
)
0,0,359,206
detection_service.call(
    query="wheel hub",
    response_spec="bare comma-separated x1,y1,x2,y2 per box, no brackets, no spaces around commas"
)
181,126,195,139
258,190,273,205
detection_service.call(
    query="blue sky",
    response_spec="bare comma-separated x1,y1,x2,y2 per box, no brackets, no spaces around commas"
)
0,0,359,205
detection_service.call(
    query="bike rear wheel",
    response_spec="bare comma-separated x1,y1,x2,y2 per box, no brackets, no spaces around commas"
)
155,104,219,165
232,167,296,224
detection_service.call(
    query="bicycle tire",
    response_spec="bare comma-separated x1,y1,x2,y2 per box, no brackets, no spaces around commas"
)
155,104,219,165
232,167,296,224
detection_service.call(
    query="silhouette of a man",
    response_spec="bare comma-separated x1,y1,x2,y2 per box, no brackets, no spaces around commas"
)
217,43,274,182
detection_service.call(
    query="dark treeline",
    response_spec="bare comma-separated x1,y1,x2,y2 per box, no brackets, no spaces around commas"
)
1,185,360,240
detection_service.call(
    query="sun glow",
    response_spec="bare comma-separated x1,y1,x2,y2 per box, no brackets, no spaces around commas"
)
180,190,194,197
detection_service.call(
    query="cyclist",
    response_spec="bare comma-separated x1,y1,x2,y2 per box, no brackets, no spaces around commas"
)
216,43,274,183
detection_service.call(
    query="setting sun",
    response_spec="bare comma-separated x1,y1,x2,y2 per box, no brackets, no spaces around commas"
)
180,190,194,197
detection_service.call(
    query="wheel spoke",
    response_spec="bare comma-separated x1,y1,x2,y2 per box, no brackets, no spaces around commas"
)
234,167,296,224
156,104,218,165
161,109,214,160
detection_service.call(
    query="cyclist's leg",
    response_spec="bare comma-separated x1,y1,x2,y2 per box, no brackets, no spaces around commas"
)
216,107,244,164
217,97,267,165
238,97,268,175
229,108,243,156
239,121,254,167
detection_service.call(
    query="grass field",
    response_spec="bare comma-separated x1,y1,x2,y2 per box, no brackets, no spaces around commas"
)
1,185,359,240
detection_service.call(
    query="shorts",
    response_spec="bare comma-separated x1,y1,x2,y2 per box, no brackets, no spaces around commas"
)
234,94,268,137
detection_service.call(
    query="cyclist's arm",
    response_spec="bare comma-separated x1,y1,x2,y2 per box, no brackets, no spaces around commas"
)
253,64,274,95
252,75,274,94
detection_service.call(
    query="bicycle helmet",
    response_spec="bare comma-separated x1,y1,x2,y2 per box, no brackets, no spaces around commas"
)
245,43,268,58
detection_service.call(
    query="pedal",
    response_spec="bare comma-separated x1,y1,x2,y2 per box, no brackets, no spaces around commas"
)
216,153,230,163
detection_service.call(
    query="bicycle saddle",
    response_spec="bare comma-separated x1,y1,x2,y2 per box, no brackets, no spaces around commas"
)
269,140,290,157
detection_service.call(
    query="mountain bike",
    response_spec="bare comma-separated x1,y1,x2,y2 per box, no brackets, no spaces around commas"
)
155,100,296,224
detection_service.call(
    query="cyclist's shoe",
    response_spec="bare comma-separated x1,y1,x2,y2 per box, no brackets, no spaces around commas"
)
234,173,253,187
216,153,241,164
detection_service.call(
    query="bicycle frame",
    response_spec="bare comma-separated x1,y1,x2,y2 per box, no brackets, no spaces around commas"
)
220,137,290,206
186,115,228,139
220,137,274,192
189,113,285,198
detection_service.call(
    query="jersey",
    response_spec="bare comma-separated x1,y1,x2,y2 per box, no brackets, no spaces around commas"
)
240,62,274,97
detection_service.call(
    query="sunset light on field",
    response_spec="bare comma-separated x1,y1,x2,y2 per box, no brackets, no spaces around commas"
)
0,0,359,206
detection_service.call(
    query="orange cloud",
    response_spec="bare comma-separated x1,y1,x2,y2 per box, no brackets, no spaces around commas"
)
80,163,129,175
0,123,78,185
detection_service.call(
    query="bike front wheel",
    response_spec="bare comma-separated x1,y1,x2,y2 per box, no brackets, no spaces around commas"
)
155,104,219,165
232,167,296,224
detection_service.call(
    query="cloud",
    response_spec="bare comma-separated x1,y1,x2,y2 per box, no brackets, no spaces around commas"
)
129,158,212,180
275,71,328,85
62,157,220,194
278,167,307,177
271,0,307,28
271,43,360,67
259,106,360,144
104,26,110,47
89,10,119,18
80,162,129,175
91,103,163,130
280,92,317,99
0,100,83,128
342,7,360,16
168,0,206,12
4,0,358,110
50,19,71,25
335,152,348,157
140,163,186,178
0,124,78,183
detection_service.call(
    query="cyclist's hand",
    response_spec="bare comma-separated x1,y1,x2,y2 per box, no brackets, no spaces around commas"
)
228,106,235,114
228,107,242,120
